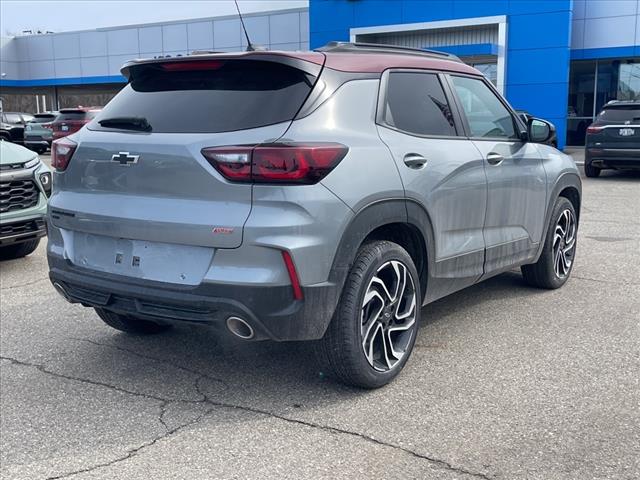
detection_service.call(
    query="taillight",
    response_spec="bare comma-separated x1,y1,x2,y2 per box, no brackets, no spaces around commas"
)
586,126,604,135
42,123,52,130
161,60,225,71
200,147,252,181
51,137,77,171
201,143,348,184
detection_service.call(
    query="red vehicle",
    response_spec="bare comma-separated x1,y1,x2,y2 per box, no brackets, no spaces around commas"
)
51,107,102,140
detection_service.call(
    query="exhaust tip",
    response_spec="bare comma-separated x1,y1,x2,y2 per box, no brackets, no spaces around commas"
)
226,316,255,340
52,282,71,301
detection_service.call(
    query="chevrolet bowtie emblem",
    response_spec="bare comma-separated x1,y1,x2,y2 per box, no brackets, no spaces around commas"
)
111,152,139,166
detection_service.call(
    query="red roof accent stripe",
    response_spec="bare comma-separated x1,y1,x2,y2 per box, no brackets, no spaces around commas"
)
322,52,480,75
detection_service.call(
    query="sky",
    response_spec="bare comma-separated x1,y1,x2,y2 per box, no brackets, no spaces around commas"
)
1,0,308,36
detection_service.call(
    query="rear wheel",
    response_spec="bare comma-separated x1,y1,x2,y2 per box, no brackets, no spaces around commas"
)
95,308,172,335
0,239,40,260
584,161,601,178
315,241,421,389
522,197,577,289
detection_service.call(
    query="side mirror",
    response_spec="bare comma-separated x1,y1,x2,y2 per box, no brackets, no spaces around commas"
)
528,118,554,144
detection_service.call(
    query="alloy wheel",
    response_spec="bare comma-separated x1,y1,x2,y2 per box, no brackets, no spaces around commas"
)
360,260,417,372
552,208,577,278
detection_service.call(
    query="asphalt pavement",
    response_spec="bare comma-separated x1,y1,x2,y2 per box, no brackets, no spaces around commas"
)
1,159,639,480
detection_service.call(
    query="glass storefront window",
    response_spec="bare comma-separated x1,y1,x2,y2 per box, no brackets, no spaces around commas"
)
595,60,618,114
618,62,640,100
568,61,596,118
567,58,640,145
472,63,497,86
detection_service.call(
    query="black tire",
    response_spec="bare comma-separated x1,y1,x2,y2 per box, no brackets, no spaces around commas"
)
95,308,172,335
315,241,421,389
584,161,601,178
522,197,577,289
0,239,40,260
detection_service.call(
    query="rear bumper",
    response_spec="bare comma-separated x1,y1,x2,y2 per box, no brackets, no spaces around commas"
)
48,254,340,341
24,139,51,148
586,148,640,169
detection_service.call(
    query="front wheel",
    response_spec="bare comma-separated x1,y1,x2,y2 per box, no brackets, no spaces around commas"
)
522,197,578,289
315,241,421,389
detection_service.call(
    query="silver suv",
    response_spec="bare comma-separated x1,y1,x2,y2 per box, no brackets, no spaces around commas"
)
47,43,581,388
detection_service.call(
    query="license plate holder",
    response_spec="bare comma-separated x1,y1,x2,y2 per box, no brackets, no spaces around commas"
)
70,232,214,285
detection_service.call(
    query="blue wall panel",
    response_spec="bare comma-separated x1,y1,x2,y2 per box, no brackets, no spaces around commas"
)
508,11,572,50
401,1,454,22
508,0,571,15
310,0,573,148
506,48,570,85
354,0,403,27
452,0,508,18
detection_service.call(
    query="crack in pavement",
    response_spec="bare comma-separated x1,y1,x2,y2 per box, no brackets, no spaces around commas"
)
0,277,49,291
210,402,493,480
45,406,216,480
192,378,494,480
68,337,229,393
0,356,180,404
2,354,494,480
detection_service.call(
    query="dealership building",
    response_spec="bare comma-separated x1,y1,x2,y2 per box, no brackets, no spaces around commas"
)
1,0,639,148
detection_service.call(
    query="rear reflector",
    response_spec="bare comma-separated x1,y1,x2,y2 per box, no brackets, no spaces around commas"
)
201,143,348,184
281,251,304,301
160,60,225,71
51,137,77,171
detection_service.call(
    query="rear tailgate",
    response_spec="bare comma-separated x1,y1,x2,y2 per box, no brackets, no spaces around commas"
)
50,54,324,255
50,127,287,249
591,104,640,149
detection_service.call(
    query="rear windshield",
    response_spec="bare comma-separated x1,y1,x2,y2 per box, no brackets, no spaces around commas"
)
92,60,316,133
57,111,96,121
31,114,57,123
597,106,640,123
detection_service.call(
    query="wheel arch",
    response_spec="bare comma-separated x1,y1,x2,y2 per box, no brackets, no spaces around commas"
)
328,199,435,303
558,185,581,222
533,171,582,262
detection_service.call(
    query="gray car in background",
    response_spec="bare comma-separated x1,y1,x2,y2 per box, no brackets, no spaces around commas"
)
47,43,582,388
24,112,59,154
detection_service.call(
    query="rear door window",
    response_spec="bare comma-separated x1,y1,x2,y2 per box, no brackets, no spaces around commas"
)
92,59,316,133
382,71,458,137
3,113,22,124
57,111,89,121
31,114,57,123
451,75,518,139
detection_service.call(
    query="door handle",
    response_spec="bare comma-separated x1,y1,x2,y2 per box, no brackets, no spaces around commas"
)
486,152,504,165
403,153,428,169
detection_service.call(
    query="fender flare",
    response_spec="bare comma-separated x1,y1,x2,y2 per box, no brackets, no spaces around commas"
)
534,171,582,262
328,198,436,299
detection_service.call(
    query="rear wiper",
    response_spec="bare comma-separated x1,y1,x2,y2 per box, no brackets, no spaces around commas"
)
98,116,152,132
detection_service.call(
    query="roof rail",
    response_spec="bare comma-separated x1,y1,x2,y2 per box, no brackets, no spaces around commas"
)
316,41,462,63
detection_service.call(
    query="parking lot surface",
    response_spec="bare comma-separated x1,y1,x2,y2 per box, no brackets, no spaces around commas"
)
1,164,639,480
